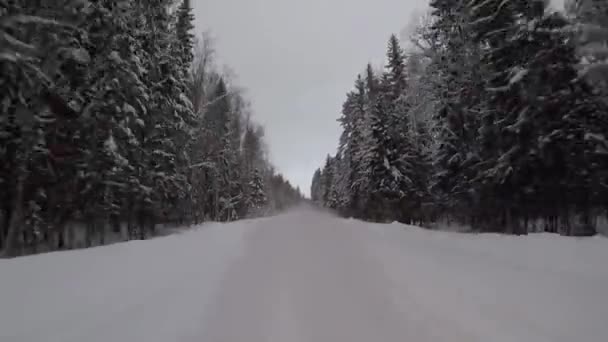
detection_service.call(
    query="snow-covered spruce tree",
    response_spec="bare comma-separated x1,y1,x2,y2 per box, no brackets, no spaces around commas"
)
361,64,385,220
363,37,420,223
310,168,323,204
175,0,195,73
142,0,196,229
219,104,245,221
1,0,165,253
321,155,336,208
464,0,536,233
0,2,78,254
335,153,353,214
242,124,270,216
366,72,399,222
247,168,268,216
385,35,431,223
335,78,358,215
327,154,342,210
425,0,485,226
348,75,373,217
70,0,159,243
468,0,604,234
1,1,143,253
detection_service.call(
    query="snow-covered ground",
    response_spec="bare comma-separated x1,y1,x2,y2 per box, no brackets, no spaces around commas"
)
0,221,250,342
1,207,607,342
368,222,608,342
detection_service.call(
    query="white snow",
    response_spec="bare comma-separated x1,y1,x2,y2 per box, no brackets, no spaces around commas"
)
104,133,118,153
369,222,608,342
67,47,90,64
109,50,123,64
122,103,137,115
585,132,606,143
1,207,607,342
0,222,249,342
509,67,528,85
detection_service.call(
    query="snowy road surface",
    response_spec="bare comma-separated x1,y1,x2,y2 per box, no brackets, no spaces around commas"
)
1,206,608,342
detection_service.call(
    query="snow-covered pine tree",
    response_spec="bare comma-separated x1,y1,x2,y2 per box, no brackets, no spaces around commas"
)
310,168,323,204
335,77,359,215
366,71,402,221
74,0,158,241
247,168,268,216
385,35,431,223
348,75,373,217
321,155,335,207
223,97,245,220
426,0,485,225
136,0,197,230
0,2,75,253
242,124,269,215
362,36,423,222
522,11,606,235
175,0,195,73
468,0,604,234
329,153,347,211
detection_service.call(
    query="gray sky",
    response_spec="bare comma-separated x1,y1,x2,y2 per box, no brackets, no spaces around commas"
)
192,0,565,196
192,0,425,196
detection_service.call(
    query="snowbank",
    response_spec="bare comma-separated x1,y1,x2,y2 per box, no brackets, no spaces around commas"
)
368,222,608,342
0,222,250,342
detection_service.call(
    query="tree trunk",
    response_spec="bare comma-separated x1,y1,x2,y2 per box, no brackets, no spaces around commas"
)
138,209,146,240
1,100,18,253
99,218,105,246
2,173,26,258
0,207,8,251
57,229,65,249
85,221,93,248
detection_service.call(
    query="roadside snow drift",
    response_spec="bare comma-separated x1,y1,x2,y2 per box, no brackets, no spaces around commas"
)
368,222,608,342
0,221,250,342
1,208,606,342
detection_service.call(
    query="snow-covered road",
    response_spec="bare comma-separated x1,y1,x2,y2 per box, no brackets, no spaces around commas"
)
1,206,607,342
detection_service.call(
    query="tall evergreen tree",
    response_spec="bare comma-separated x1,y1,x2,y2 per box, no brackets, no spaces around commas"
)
427,0,485,224
321,155,335,207
176,0,195,71
311,168,323,204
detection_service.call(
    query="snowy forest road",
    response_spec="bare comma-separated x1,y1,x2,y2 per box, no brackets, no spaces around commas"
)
202,208,417,342
1,206,607,342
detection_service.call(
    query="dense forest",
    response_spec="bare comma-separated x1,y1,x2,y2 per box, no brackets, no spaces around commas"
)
0,0,302,257
311,0,608,235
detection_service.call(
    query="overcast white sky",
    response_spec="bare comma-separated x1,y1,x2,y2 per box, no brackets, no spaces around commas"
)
192,0,566,196
192,0,426,195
